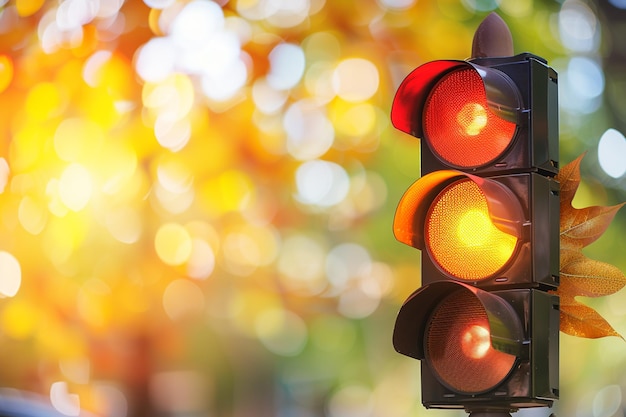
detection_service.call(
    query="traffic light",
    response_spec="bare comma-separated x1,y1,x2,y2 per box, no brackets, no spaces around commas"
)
390,14,559,415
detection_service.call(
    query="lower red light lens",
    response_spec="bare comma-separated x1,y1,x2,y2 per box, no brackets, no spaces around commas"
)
426,289,517,394
423,68,517,168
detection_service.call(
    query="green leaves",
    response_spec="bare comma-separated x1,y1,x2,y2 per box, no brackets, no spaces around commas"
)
554,154,626,339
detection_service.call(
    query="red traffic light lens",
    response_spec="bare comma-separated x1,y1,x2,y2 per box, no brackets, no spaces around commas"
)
425,179,518,281
423,68,517,168
426,289,517,394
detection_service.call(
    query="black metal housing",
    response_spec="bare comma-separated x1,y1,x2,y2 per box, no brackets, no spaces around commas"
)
393,284,559,412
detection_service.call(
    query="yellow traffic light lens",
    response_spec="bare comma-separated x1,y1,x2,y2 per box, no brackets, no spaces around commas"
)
425,179,518,280
423,68,516,168
426,289,516,394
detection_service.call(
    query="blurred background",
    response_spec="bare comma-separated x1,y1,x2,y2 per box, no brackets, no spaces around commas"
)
0,0,624,416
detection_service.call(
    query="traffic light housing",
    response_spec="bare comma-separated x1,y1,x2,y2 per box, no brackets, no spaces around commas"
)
391,53,558,177
390,14,559,415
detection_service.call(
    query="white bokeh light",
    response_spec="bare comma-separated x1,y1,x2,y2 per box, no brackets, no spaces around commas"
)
559,0,599,53
284,100,334,160
377,0,417,10
267,43,306,90
561,56,605,114
598,129,626,178
143,0,177,9
169,0,225,47
295,160,349,207
332,58,380,102
58,163,93,212
0,251,21,298
135,37,178,83
200,58,248,101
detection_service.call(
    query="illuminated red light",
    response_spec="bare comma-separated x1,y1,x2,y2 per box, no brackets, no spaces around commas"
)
423,68,517,168
426,289,517,394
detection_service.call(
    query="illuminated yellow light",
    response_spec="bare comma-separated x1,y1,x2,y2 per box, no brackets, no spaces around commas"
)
426,179,518,280
457,209,491,247
457,102,488,136
461,325,491,359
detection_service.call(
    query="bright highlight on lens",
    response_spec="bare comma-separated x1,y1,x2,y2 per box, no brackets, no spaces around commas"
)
461,325,490,359
457,210,491,246
425,179,518,280
457,103,487,136
423,68,516,167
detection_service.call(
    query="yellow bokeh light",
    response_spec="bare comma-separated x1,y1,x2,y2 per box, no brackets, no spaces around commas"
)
1,298,38,339
15,0,46,17
77,279,113,329
25,82,65,121
331,101,377,138
18,195,48,235
0,54,14,93
162,279,206,321
200,170,253,214
54,118,105,162
0,157,9,193
10,124,49,171
41,213,87,268
59,163,93,212
104,207,142,244
332,58,380,102
155,223,193,266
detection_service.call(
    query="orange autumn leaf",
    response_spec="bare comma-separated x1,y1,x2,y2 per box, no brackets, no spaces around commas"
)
554,154,626,339
560,295,623,339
